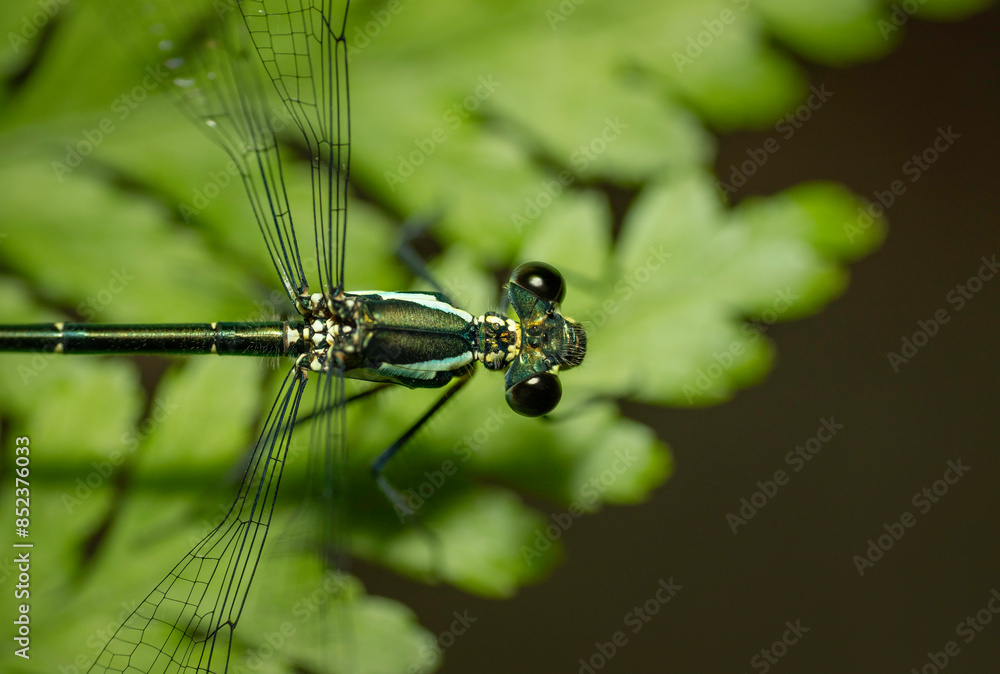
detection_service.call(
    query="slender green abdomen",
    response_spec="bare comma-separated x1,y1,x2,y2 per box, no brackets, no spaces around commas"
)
0,322,301,357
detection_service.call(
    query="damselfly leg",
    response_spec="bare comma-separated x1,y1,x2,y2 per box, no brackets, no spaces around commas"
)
371,371,473,520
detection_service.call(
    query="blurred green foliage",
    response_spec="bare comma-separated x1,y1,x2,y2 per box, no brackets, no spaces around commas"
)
0,0,990,671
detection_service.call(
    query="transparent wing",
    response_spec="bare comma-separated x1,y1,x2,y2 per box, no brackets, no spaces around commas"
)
239,0,352,295
309,365,349,572
297,365,355,671
115,0,351,300
88,368,310,674
237,4,355,657
91,3,355,671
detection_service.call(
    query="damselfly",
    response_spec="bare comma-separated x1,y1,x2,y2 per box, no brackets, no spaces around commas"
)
0,1,585,672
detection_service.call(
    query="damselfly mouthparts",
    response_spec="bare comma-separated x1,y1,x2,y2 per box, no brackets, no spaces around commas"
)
0,1,585,672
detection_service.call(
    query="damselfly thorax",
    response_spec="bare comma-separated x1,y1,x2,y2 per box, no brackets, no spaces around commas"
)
290,262,586,416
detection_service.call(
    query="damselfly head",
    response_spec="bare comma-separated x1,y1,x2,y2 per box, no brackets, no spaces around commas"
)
503,262,587,417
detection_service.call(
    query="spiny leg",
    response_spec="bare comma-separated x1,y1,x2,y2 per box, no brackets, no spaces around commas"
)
371,371,473,577
372,371,472,518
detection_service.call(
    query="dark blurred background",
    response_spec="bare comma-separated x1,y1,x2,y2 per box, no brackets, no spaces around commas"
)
363,6,1000,673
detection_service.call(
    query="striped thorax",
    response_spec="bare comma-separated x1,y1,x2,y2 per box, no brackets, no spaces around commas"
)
284,261,587,417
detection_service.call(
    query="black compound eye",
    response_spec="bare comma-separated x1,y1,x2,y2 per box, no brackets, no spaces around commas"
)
506,373,562,417
511,262,566,304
